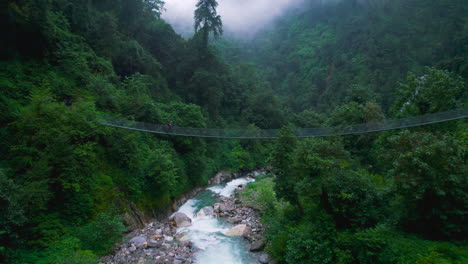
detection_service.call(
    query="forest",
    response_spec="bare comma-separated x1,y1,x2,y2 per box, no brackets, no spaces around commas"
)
0,0,466,263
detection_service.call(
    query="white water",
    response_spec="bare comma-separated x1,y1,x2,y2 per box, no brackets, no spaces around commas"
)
208,178,256,198
177,177,259,264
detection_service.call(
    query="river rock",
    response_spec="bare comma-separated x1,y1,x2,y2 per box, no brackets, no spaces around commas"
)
179,240,192,248
258,253,270,264
225,224,251,237
213,203,222,213
147,240,162,248
128,245,137,252
129,236,147,248
219,203,232,213
249,240,265,252
177,235,189,242
208,170,237,185
197,206,214,217
169,212,192,227
227,216,242,224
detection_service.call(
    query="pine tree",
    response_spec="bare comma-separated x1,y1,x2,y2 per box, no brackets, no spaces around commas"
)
194,0,223,48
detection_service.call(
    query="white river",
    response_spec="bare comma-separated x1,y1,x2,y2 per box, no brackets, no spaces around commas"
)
176,177,259,264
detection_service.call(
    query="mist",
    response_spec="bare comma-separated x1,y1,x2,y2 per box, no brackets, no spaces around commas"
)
162,0,304,38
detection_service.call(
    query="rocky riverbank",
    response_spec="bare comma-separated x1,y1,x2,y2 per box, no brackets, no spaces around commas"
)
102,170,271,264
101,219,195,264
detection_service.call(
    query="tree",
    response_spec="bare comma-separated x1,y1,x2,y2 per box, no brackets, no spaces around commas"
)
292,138,351,201
143,0,165,18
194,0,223,49
383,131,467,239
271,126,299,209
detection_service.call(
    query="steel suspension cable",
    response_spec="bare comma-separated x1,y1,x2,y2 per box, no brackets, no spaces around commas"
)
99,107,468,139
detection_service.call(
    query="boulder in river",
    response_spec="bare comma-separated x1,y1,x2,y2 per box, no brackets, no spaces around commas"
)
196,206,214,217
225,224,251,237
169,212,192,227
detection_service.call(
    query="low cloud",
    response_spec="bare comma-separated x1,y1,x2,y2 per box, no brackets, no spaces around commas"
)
162,0,303,37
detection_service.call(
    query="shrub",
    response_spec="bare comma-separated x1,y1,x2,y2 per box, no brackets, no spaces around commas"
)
75,213,125,255
284,221,336,264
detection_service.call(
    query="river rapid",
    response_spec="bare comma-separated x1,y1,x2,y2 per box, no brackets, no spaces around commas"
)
176,177,259,264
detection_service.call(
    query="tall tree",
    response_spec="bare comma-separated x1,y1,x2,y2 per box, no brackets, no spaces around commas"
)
194,0,223,49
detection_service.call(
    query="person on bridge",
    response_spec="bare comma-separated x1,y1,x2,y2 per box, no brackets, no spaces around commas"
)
166,121,173,133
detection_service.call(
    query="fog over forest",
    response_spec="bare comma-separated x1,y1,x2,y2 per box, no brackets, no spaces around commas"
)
163,0,304,37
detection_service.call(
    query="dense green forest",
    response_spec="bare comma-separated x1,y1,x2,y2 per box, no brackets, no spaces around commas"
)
0,0,466,263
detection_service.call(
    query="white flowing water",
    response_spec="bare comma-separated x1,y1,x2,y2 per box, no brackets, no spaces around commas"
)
177,177,259,264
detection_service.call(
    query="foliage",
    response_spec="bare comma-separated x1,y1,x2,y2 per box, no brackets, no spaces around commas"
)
75,213,126,255
284,221,336,264
271,126,298,207
240,175,287,217
0,168,27,234
292,137,351,202
12,237,98,264
383,131,467,239
392,67,465,117
322,171,393,230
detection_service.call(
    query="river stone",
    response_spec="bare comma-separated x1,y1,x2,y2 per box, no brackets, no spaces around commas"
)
258,253,270,264
213,203,222,213
250,240,265,252
129,245,137,252
197,206,214,217
177,235,189,242
227,216,242,224
218,203,232,213
179,240,192,248
225,224,251,237
129,236,147,248
169,212,192,227
147,240,162,248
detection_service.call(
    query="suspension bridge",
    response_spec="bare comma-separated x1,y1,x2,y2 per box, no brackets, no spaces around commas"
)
99,107,468,139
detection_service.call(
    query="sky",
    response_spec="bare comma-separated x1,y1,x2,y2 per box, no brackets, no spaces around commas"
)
162,0,304,38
